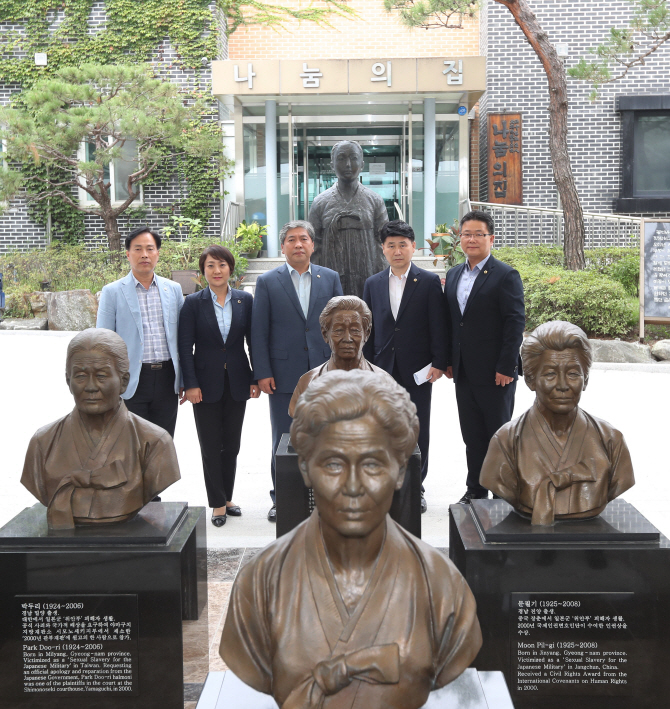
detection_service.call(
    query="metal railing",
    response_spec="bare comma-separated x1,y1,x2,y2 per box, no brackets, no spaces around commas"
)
221,201,243,241
470,201,641,249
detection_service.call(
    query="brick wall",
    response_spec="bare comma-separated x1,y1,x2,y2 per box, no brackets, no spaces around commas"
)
0,2,221,254
479,0,670,217
228,0,480,59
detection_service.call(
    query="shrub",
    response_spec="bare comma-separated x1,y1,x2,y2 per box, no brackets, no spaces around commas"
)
0,237,248,318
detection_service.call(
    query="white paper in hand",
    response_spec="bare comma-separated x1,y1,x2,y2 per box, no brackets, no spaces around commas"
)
413,362,433,386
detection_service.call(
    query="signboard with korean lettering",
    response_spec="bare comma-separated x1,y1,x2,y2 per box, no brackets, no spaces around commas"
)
487,113,522,205
641,221,670,327
212,57,486,99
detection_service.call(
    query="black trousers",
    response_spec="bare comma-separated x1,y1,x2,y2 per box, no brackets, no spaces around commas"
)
268,392,293,504
125,361,178,438
392,363,433,484
455,369,516,495
192,371,247,509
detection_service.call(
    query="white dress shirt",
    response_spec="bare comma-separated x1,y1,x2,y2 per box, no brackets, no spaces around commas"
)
287,263,312,318
388,264,411,320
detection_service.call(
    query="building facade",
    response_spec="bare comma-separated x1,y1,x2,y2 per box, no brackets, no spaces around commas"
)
477,0,670,218
3,0,668,255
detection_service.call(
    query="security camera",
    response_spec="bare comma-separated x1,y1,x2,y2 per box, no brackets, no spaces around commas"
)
201,57,209,67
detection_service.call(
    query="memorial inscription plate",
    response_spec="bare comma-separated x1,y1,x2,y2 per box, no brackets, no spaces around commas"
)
16,594,138,696
643,220,670,318
511,593,634,698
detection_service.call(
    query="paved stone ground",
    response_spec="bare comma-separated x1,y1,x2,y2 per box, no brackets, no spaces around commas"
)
3,330,670,547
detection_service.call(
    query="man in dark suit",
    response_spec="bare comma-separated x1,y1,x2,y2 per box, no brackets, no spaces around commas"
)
363,220,448,512
444,210,525,503
252,220,343,522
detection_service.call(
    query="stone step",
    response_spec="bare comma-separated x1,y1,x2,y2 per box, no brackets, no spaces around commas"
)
240,255,447,284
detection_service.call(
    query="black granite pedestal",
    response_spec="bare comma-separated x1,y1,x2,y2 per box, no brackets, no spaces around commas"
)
275,433,422,538
0,502,207,709
450,498,670,709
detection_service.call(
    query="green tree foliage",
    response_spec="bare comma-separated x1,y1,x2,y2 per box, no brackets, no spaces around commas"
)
219,0,356,34
0,64,228,250
568,0,670,100
382,0,476,29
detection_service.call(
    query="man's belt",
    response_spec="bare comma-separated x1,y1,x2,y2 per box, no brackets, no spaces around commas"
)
141,360,172,371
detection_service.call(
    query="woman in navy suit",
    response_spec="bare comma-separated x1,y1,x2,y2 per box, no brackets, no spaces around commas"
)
178,245,260,527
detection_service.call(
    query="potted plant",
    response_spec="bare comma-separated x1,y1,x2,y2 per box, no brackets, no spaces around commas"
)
426,220,466,270
163,217,204,295
235,221,266,258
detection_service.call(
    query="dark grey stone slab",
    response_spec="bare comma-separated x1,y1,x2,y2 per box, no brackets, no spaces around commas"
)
470,498,660,543
0,506,207,709
0,501,189,546
450,501,670,709
195,669,513,708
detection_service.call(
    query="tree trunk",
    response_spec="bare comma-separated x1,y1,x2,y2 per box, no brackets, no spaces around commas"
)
494,0,586,270
101,210,123,251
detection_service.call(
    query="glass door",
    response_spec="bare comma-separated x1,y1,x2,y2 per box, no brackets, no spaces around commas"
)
289,122,407,223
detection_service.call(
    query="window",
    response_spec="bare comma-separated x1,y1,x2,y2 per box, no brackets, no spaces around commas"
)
615,95,670,213
77,138,141,205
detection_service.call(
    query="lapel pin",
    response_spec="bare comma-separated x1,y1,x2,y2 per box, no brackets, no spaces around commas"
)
237,299,242,303
414,278,417,282
484,270,488,274
317,274,321,278
163,287,167,291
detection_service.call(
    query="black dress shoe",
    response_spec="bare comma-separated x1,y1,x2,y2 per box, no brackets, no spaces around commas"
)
211,512,227,527
420,494,427,514
226,505,242,516
458,490,488,504
267,504,277,522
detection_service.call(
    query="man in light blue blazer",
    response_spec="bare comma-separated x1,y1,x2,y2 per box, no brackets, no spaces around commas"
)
252,220,343,521
96,226,183,438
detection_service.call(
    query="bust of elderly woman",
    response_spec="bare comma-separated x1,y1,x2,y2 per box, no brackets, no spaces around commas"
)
21,328,180,530
221,370,481,709
480,320,635,526
288,295,393,416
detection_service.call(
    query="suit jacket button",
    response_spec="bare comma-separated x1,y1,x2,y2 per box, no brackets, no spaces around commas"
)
305,327,309,332
395,328,400,331
304,347,308,351
222,348,226,352
391,347,394,351
460,322,464,327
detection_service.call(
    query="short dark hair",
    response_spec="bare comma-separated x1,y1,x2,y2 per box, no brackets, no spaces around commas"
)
379,220,415,244
125,226,162,250
198,245,235,275
460,210,495,235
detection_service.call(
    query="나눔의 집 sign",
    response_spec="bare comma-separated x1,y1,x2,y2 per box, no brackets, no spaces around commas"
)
488,113,522,205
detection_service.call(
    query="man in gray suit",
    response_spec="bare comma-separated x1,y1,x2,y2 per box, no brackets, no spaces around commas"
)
96,226,183,438
252,220,343,522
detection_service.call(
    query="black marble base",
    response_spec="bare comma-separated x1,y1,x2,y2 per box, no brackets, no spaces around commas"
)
450,499,670,709
275,433,422,539
0,503,207,709
0,501,189,545
196,668,514,708
470,498,660,543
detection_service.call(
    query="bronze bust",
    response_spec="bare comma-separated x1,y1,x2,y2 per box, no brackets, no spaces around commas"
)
21,328,181,530
221,370,482,708
288,295,393,416
480,320,635,525
309,141,388,298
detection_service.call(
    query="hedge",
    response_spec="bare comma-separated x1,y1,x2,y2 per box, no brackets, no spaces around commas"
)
494,246,638,337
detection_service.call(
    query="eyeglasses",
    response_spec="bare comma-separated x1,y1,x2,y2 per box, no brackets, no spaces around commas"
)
460,232,491,240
